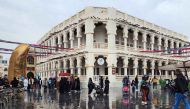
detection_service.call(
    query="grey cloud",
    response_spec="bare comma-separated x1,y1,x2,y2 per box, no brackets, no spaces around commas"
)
0,0,189,59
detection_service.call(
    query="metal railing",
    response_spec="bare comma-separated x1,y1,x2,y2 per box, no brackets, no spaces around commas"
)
93,42,108,49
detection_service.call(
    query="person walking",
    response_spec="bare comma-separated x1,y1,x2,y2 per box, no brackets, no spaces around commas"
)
104,77,110,95
99,76,104,89
59,77,64,93
135,75,139,91
70,76,75,91
75,77,80,92
131,80,136,93
23,77,28,91
43,78,48,90
172,69,190,109
11,77,19,88
88,78,94,95
152,76,158,89
140,75,150,105
0,76,4,87
39,78,42,89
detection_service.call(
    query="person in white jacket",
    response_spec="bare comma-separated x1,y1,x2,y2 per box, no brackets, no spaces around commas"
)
24,78,28,91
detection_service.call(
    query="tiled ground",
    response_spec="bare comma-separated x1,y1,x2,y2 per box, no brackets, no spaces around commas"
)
0,87,187,109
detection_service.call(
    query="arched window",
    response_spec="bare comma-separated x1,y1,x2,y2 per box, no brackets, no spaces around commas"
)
27,56,34,65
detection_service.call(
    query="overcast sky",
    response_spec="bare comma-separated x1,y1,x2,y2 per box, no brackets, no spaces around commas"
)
0,0,190,59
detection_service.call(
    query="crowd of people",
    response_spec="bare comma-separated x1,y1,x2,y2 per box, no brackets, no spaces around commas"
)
59,76,80,93
88,77,110,95
122,69,190,108
1,70,190,108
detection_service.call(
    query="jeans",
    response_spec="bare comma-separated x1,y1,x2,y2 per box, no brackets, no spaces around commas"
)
173,93,190,109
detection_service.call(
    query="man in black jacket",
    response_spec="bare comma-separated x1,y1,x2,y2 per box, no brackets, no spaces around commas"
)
172,69,190,109
11,77,19,88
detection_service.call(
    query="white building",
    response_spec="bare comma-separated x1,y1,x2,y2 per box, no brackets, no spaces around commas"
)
36,7,188,87
0,55,8,77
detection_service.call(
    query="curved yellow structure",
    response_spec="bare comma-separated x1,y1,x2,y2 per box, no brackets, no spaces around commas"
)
8,44,30,81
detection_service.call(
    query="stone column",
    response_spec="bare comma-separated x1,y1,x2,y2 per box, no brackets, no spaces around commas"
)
107,55,117,86
165,61,169,79
85,19,95,50
77,25,82,48
124,26,128,51
77,56,81,77
151,60,155,77
106,20,116,50
143,59,147,75
134,58,138,76
63,59,67,73
63,31,68,48
70,29,74,48
133,29,138,50
158,36,162,50
124,56,128,75
85,53,95,80
175,41,179,54
106,20,117,86
58,34,61,48
164,38,168,53
170,39,174,53
142,31,147,50
158,61,162,78
151,34,155,50
70,58,74,75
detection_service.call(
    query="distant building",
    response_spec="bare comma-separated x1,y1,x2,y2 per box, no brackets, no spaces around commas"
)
0,55,8,77
36,7,188,87
26,48,37,79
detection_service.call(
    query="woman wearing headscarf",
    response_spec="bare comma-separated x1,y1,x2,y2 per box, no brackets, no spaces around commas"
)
75,77,81,92
104,77,110,95
88,78,94,95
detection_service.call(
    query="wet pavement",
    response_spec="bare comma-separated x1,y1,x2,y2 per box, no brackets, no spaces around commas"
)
0,87,187,109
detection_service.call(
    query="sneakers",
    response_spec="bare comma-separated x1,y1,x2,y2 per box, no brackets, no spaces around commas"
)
142,101,148,105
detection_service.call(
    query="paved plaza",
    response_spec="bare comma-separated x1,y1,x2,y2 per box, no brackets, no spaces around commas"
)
0,87,187,109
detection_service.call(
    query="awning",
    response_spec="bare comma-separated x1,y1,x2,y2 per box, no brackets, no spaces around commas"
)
159,61,190,71
159,64,177,71
59,72,70,77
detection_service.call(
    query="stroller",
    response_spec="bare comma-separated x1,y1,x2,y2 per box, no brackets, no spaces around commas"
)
122,77,130,95
123,85,129,95
94,84,104,95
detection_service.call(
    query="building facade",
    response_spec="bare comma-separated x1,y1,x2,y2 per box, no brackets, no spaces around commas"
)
36,7,188,86
26,48,37,79
0,55,8,77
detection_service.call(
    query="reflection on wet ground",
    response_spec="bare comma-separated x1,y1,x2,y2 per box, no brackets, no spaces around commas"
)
0,87,187,109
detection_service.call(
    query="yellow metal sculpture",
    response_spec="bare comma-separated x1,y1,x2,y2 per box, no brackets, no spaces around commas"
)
8,44,30,81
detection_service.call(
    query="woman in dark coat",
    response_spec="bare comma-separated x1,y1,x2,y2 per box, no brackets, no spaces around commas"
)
66,77,70,93
99,76,104,89
104,77,110,95
70,76,75,91
75,77,80,92
88,78,94,95
135,75,139,90
59,77,65,93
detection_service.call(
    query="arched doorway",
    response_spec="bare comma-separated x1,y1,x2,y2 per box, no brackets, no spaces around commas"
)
161,62,166,76
147,60,151,75
154,61,159,76
73,58,78,75
66,59,70,74
27,72,34,78
81,57,86,75
116,57,124,75
128,58,134,75
146,34,151,50
138,59,143,75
